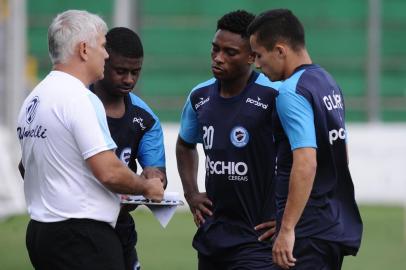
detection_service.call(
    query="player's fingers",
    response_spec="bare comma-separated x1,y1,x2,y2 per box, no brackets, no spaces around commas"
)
286,250,297,264
254,220,276,230
198,204,213,216
281,250,296,268
257,227,276,241
195,209,205,224
273,249,286,269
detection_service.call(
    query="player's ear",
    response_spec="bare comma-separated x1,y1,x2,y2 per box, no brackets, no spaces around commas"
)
78,41,89,61
274,43,287,59
248,52,255,65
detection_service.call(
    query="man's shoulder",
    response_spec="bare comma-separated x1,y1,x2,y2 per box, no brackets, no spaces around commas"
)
253,73,282,91
127,92,159,122
191,78,216,92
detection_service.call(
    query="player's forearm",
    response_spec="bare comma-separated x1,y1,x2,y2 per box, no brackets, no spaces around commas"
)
87,150,148,195
280,148,316,232
101,163,149,195
176,140,199,197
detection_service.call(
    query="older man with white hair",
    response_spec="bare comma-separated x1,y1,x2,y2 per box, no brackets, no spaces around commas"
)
16,10,164,270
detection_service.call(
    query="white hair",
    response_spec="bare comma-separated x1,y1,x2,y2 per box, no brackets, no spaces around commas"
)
48,10,108,64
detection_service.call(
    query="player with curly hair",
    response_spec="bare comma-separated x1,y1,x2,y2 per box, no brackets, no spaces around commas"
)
176,10,281,269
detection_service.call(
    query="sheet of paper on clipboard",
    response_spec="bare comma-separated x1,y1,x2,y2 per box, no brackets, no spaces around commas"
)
121,191,184,228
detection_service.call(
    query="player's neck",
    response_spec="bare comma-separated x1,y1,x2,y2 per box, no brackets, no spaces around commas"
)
219,70,252,98
284,49,312,79
93,85,126,118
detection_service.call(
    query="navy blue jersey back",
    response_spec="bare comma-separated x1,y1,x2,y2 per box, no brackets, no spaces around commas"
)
107,93,165,172
180,72,281,254
274,64,362,254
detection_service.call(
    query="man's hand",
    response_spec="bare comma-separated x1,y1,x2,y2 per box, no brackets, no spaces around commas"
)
185,192,213,227
272,227,297,269
254,220,276,241
142,177,164,202
141,167,167,188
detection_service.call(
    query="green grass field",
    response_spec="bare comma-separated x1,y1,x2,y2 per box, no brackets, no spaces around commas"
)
0,205,405,270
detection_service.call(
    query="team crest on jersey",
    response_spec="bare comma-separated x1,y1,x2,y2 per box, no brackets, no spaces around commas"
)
230,126,249,148
26,96,40,124
119,147,132,164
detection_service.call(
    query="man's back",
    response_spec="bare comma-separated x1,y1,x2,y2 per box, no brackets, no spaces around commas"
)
17,71,119,225
274,64,362,253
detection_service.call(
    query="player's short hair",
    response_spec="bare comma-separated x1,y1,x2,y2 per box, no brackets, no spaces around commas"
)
48,10,107,64
247,9,305,51
217,10,255,39
105,27,144,58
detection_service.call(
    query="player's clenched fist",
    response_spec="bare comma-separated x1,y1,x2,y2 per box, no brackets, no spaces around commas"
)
141,177,164,201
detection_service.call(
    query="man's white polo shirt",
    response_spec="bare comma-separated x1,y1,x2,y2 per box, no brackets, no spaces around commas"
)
17,71,120,226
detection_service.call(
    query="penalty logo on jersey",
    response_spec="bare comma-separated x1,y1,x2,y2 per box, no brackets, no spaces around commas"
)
26,96,40,124
230,126,249,148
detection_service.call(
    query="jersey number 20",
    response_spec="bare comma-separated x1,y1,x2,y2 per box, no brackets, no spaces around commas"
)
203,126,214,150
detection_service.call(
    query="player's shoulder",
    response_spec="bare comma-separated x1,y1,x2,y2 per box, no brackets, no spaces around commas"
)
128,92,159,121
253,72,282,91
191,78,216,92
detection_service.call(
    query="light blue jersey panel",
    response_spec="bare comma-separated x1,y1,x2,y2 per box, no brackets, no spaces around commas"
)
276,70,317,150
179,78,215,144
129,93,165,167
255,73,283,90
87,93,117,149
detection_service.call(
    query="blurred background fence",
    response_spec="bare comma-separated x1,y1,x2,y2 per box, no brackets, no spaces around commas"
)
20,0,406,122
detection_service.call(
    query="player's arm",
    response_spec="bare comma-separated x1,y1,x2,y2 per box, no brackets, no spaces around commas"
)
136,114,167,189
86,150,163,201
273,147,316,269
176,136,212,226
18,159,25,179
176,94,212,226
272,89,317,269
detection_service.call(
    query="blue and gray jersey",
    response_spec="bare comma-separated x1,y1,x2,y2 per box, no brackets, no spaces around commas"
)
274,64,362,255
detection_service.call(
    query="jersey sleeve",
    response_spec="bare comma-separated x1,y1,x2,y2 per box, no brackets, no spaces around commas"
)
179,94,201,144
67,92,116,159
137,119,166,168
276,90,317,150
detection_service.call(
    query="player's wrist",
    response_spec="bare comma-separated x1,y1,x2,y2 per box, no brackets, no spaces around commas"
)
184,190,198,200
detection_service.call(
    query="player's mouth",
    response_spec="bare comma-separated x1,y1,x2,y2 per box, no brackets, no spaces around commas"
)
117,87,133,93
211,65,225,75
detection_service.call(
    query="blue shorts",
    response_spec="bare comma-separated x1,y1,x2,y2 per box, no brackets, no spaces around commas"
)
115,211,140,270
273,238,344,270
198,242,273,270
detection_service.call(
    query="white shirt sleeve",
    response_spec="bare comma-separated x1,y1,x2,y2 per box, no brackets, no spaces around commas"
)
66,91,116,159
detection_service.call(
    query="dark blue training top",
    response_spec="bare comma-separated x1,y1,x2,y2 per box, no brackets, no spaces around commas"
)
107,92,165,172
179,71,281,256
273,64,362,255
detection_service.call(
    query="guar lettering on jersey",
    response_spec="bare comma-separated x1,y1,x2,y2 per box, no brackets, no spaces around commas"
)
323,93,343,111
329,128,346,145
205,156,248,181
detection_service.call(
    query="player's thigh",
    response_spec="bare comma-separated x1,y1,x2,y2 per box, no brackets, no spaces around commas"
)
287,238,343,270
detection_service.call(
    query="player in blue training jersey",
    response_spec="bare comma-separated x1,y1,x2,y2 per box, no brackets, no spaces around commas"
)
248,9,363,270
176,10,281,269
93,27,166,270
